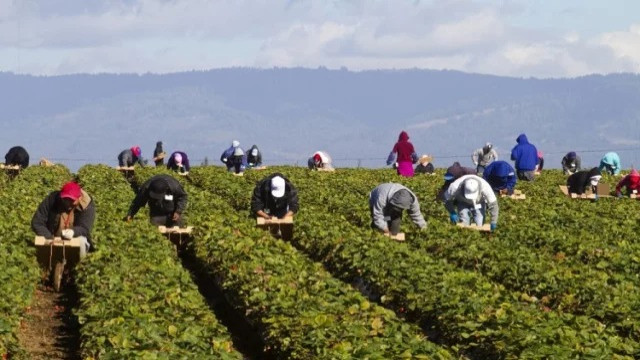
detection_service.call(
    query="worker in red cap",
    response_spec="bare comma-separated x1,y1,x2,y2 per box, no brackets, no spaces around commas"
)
125,174,188,226
118,146,145,167
615,169,640,197
31,181,95,258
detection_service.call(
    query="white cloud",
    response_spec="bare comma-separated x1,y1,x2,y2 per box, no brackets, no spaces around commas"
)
0,0,639,77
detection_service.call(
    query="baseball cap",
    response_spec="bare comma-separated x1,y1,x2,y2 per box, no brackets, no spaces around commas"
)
149,178,169,200
464,179,479,200
232,140,240,148
271,176,285,198
60,182,82,200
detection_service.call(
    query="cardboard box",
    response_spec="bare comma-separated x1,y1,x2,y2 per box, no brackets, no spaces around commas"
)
500,189,526,200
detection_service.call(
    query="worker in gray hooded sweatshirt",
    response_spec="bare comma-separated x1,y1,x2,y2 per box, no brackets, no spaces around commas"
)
444,174,499,231
471,142,498,175
369,183,427,235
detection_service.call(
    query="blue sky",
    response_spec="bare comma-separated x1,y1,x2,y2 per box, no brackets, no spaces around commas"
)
1,0,639,77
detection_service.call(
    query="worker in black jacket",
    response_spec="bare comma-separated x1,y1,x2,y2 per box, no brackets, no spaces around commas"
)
31,182,95,257
125,174,187,226
5,146,29,168
251,173,298,220
567,167,602,195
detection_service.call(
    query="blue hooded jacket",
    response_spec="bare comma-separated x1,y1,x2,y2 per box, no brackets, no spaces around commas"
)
510,134,538,171
598,152,621,175
483,161,516,191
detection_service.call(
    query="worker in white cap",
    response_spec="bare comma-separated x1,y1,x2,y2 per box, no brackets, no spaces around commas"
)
444,175,499,231
220,140,242,172
369,183,427,235
251,173,299,220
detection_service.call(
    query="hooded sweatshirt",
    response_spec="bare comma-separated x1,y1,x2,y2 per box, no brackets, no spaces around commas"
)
567,167,601,195
247,145,262,166
369,183,426,231
118,148,144,167
598,152,621,175
472,146,498,167
167,151,190,172
5,146,29,168
483,161,516,191
510,134,538,171
561,152,581,173
615,169,640,195
32,190,95,245
387,131,417,164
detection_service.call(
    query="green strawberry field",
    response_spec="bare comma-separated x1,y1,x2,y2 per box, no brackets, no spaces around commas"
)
1,164,639,359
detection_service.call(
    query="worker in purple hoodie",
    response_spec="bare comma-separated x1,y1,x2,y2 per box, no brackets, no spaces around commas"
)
510,133,538,181
386,131,418,177
167,151,190,174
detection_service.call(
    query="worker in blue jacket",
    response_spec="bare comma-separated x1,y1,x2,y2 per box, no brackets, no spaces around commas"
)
510,133,538,181
483,160,517,195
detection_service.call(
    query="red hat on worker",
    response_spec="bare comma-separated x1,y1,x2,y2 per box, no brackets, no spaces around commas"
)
60,182,82,200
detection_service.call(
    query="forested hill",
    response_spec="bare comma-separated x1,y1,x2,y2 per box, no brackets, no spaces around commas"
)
1,68,639,170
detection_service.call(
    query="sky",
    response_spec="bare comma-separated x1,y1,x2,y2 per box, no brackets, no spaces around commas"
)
1,0,639,78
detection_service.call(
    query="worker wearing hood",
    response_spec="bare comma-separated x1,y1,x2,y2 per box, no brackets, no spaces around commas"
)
153,141,165,166
386,131,418,177
483,161,517,194
598,152,621,175
369,183,426,235
561,152,581,175
118,146,144,167
510,133,538,181
615,169,640,197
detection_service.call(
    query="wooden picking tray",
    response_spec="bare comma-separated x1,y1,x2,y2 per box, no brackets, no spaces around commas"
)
256,217,294,226
34,236,82,268
456,223,491,232
384,232,405,241
158,226,193,234
500,189,526,200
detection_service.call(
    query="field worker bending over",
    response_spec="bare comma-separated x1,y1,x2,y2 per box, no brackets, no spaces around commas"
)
167,151,190,174
414,155,435,175
444,175,499,231
230,147,246,174
599,152,621,175
308,151,333,170
153,141,165,166
387,131,418,177
483,161,517,195
5,146,29,168
118,146,144,167
31,182,95,258
221,140,242,172
437,162,477,201
369,183,426,235
561,152,581,175
472,142,498,175
125,174,187,226
615,169,640,197
246,145,263,168
567,167,602,195
251,173,299,220
510,133,538,181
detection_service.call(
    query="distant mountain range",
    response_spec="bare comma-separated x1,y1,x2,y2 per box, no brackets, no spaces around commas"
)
1,68,639,171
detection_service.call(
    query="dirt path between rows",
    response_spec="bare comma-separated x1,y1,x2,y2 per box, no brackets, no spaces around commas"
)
17,284,80,360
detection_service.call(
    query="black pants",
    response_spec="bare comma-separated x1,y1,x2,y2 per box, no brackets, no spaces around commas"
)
370,212,402,235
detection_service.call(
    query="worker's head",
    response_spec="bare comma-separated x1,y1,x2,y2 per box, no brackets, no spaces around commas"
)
131,146,142,158
60,181,83,211
174,153,183,165
232,140,240,148
589,175,602,187
389,189,413,214
567,152,576,160
270,176,286,198
313,153,322,165
483,143,492,153
463,179,480,201
149,178,170,200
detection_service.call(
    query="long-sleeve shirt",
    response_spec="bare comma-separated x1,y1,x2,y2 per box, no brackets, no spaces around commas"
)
444,175,499,224
368,183,426,231
472,148,498,166
32,190,95,242
127,175,188,217
561,154,581,174
510,134,538,171
598,152,621,175
483,161,516,192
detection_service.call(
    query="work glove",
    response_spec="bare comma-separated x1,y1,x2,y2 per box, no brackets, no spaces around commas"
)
62,229,74,240
449,212,459,224
490,223,497,232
